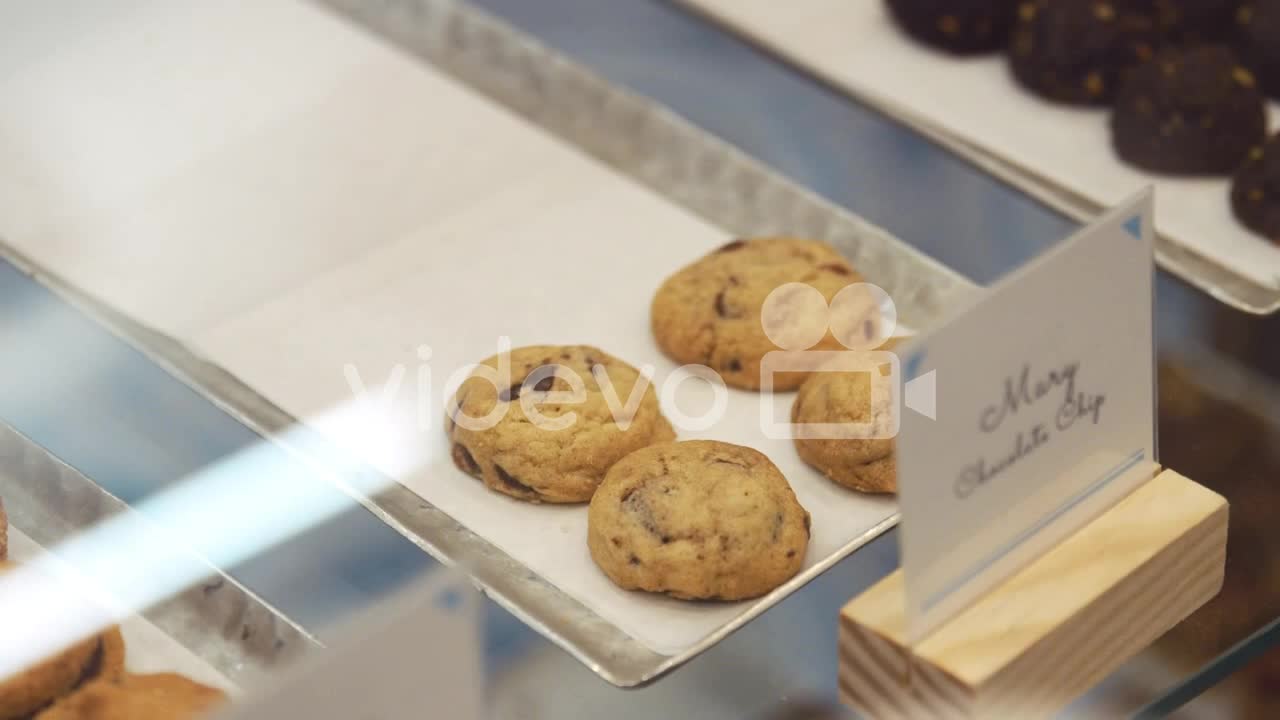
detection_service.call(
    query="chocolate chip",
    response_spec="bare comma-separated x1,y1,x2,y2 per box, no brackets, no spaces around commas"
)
621,487,636,503
787,550,797,558
533,375,555,392
661,535,672,544
494,463,538,496
729,275,741,286
498,384,521,402
560,352,570,360
629,554,641,566
726,358,743,372
452,444,482,477
612,537,623,548
714,290,730,318
716,239,747,253
819,262,853,276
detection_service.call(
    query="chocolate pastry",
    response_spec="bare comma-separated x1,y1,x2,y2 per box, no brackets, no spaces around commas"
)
883,0,1020,54
1009,0,1162,105
1232,134,1280,240
1112,46,1268,174
1120,0,1244,43
1236,0,1280,99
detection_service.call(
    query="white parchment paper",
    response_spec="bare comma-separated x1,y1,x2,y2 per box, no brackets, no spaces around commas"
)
0,0,897,655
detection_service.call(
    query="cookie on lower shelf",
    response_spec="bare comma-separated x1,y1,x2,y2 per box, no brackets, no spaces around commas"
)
35,673,226,720
587,441,810,601
651,237,868,392
0,562,127,720
1009,0,1161,105
1112,46,1268,175
791,368,897,494
447,345,675,504
1237,0,1280,100
1232,134,1280,240
883,0,1020,55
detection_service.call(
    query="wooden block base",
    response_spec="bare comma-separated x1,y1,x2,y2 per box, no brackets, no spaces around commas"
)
839,469,1228,719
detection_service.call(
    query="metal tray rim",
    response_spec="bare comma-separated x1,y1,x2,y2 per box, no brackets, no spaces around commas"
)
0,414,322,687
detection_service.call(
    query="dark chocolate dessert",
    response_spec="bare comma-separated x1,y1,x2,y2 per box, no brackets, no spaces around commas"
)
1236,0,1280,99
1112,46,1268,174
1009,0,1162,104
1232,134,1280,240
884,0,1019,54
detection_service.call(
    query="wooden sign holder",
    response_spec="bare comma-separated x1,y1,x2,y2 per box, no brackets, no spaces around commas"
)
839,469,1228,719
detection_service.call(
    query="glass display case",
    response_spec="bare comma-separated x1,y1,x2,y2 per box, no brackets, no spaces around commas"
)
2,1,1279,718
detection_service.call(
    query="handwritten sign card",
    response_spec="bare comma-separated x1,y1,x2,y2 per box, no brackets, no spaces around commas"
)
896,189,1157,643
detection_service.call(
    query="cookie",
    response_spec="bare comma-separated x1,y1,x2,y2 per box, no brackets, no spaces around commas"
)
35,673,226,720
0,565,102,720
1112,46,1268,174
447,345,675,504
792,369,897,494
587,440,810,601
1009,0,1161,105
651,238,863,392
1237,0,1280,100
884,0,1019,55
1232,134,1280,240
95,627,127,685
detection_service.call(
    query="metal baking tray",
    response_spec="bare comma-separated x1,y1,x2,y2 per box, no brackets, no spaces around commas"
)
0,0,977,687
0,420,319,686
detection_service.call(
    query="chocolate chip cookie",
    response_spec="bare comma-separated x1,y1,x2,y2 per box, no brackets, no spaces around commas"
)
883,0,1020,55
1232,134,1280,240
36,673,226,720
650,238,862,392
587,441,810,601
447,345,675,504
1009,0,1161,105
1112,46,1268,174
792,370,897,494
